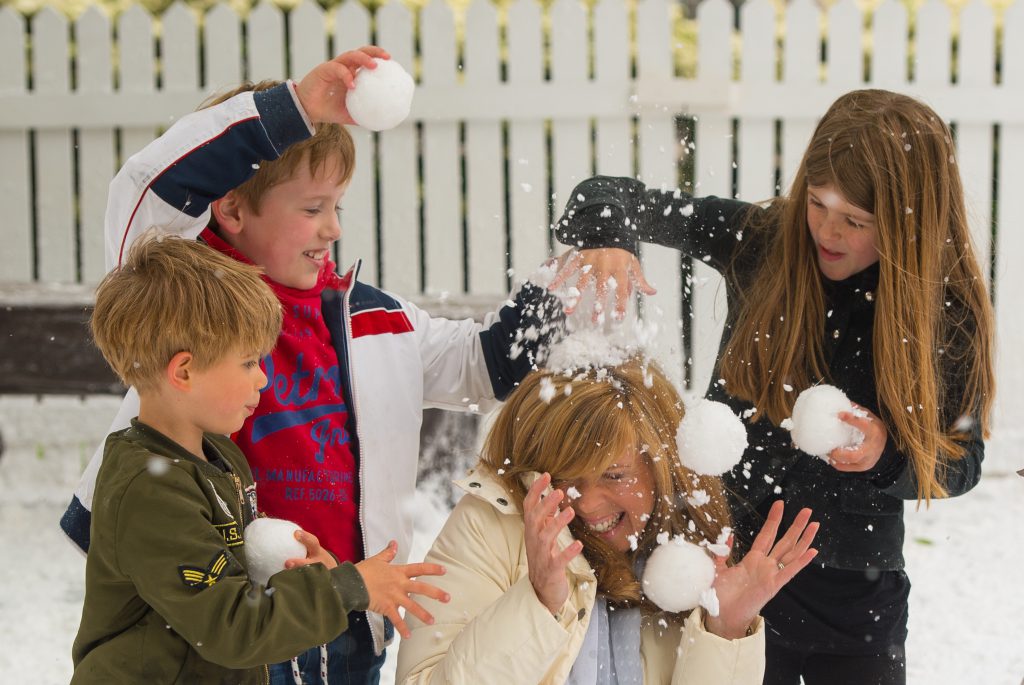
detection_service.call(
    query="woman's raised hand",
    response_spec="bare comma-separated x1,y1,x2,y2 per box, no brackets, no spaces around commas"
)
548,248,656,320
704,501,819,640
523,473,584,615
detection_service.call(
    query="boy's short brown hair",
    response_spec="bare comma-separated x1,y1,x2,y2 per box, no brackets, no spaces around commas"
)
91,235,282,392
202,80,355,220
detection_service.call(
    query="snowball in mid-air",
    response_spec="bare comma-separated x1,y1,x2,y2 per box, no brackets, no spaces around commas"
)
676,399,749,476
244,518,306,586
642,536,716,612
345,58,415,131
787,384,865,459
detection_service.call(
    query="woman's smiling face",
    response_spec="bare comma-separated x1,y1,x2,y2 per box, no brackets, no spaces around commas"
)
556,448,655,553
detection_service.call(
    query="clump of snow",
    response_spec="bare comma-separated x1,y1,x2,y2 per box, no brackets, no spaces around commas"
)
787,384,864,459
345,58,415,131
642,536,716,612
244,518,306,587
538,377,557,403
676,399,748,476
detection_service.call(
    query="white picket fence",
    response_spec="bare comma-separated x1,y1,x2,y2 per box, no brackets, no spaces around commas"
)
1,0,1023,467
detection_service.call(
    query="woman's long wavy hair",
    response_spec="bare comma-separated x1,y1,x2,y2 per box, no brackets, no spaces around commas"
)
721,89,995,501
480,358,732,609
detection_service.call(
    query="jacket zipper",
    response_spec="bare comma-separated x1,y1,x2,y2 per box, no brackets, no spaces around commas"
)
340,260,379,650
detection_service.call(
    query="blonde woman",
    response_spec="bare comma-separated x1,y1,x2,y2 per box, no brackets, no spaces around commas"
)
552,89,995,684
397,360,818,684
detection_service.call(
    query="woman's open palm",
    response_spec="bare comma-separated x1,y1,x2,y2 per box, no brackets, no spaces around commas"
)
705,501,819,639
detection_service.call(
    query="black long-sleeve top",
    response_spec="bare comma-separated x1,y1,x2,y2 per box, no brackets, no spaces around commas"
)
554,175,983,569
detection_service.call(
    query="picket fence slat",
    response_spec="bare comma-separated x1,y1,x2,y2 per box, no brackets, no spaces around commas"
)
956,0,995,285
507,0,549,280
376,1,419,293
594,0,632,178
204,3,242,90
871,0,908,87
33,8,76,283
827,0,863,85
0,8,31,281
780,0,817,192
76,7,115,283
737,0,774,203
916,0,951,85
334,1,376,283
691,0,732,393
290,0,327,79
463,0,506,295
421,0,462,294
550,0,590,222
636,0,685,384
993,1,1024,443
248,2,285,81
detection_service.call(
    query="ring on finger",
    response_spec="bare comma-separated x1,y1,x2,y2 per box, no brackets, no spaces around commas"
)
777,561,785,571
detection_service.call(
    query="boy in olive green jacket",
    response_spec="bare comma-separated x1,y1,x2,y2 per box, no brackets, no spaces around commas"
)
71,236,447,684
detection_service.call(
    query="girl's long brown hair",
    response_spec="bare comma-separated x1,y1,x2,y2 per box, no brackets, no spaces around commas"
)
480,359,732,608
721,89,995,501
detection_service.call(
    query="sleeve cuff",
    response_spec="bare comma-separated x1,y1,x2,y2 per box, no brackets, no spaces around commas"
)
252,81,316,155
331,561,371,612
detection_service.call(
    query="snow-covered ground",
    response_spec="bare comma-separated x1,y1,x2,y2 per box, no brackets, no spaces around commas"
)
1,395,1022,684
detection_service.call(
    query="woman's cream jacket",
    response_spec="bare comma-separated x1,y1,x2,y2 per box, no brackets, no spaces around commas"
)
397,468,766,684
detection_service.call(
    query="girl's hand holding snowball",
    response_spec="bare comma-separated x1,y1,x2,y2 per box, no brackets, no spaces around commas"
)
828,404,888,472
355,540,450,639
524,473,584,615
295,46,391,126
549,247,656,320
704,501,819,640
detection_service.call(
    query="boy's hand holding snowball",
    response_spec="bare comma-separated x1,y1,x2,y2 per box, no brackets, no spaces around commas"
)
293,45,415,132
786,384,889,473
246,519,449,640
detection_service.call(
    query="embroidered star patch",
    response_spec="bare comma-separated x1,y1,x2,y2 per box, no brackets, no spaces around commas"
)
179,551,231,589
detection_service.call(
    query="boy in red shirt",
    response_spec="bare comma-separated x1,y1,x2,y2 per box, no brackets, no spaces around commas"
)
63,46,562,683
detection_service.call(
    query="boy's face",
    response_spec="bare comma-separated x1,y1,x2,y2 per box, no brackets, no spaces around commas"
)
228,158,349,289
189,348,268,436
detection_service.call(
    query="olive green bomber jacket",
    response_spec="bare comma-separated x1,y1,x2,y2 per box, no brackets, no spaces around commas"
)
72,420,369,684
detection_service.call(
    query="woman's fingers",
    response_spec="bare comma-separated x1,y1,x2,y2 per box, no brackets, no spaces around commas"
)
556,539,584,566
775,548,819,586
748,500,785,556
768,507,814,560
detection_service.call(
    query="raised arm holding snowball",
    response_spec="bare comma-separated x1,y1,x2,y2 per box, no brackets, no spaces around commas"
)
549,91,994,685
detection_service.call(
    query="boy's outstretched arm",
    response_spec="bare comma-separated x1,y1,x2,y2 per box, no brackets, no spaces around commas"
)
104,46,387,272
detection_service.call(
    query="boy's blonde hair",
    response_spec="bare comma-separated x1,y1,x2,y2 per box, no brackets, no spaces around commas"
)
91,235,282,392
201,80,356,222
480,358,731,610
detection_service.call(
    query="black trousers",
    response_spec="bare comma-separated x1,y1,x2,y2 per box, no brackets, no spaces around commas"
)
763,641,906,685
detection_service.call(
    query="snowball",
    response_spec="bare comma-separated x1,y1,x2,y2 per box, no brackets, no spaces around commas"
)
345,58,415,132
244,518,306,586
787,384,865,459
642,536,716,612
676,399,748,476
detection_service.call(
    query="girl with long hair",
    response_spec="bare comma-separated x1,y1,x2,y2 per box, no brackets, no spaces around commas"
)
397,360,818,684
549,89,995,684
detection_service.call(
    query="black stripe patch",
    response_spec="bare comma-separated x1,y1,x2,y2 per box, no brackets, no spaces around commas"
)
215,521,243,547
179,551,231,589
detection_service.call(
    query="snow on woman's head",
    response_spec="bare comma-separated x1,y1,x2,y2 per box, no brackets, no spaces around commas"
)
479,358,732,608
